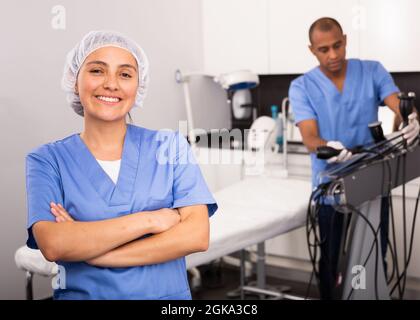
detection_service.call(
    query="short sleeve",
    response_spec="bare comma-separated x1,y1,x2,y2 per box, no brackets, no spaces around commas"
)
26,150,64,249
170,132,218,217
373,62,399,102
289,78,317,125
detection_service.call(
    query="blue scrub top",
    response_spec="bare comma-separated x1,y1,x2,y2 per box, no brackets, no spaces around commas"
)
289,59,399,187
25,124,218,300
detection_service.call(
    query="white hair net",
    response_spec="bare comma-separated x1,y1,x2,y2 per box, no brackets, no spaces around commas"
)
61,30,149,117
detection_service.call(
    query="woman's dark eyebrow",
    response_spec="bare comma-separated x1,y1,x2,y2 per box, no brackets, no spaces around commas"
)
86,60,137,71
86,60,107,67
119,64,137,72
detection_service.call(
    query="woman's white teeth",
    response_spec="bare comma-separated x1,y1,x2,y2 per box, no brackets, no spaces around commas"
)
97,96,120,103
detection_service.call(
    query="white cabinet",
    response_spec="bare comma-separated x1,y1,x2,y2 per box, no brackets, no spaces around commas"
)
359,0,420,72
202,0,269,75
202,0,420,74
268,0,360,74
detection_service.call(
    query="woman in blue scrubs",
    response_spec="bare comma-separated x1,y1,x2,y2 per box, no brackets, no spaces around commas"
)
25,31,217,300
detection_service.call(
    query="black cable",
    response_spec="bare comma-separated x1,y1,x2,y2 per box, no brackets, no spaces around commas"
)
327,137,406,179
383,163,398,290
406,184,420,274
386,236,397,286
364,133,405,152
401,153,408,297
359,133,406,162
305,184,332,299
389,174,420,297
345,151,394,299
305,190,318,299
374,141,410,299
394,151,404,298
323,169,384,300
389,192,403,299
305,213,319,299
305,268,315,299
306,136,417,300
387,144,411,299
332,149,395,300
398,137,419,296
344,204,380,300
305,189,323,299
380,156,396,287
368,138,420,299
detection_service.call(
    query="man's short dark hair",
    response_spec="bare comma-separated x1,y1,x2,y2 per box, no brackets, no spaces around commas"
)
309,17,343,44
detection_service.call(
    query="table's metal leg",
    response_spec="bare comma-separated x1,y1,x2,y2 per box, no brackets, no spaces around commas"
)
240,249,245,300
242,242,303,300
227,244,304,300
257,242,266,299
26,271,33,300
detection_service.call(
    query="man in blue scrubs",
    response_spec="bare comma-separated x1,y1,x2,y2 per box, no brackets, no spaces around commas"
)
289,17,419,299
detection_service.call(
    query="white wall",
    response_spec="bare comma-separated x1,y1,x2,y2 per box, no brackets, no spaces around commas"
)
0,0,230,300
202,0,269,75
268,0,360,74
359,0,420,72
203,0,420,74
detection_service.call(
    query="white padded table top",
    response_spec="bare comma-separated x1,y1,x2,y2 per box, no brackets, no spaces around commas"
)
15,245,58,277
186,176,312,268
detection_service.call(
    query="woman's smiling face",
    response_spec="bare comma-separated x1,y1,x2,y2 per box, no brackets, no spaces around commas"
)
76,46,139,122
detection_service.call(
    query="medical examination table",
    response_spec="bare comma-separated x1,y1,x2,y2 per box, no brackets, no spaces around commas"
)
15,176,311,300
186,176,311,299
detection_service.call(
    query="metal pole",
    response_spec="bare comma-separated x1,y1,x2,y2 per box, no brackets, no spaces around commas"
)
240,249,246,300
281,97,289,171
257,242,266,299
25,271,33,300
182,81,197,146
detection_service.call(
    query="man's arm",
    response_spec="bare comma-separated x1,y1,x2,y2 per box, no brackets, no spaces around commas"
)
86,204,210,268
297,119,327,153
33,206,180,262
383,93,403,130
383,92,401,117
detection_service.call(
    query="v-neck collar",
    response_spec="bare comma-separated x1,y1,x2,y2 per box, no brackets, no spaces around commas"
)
68,124,141,206
315,59,351,97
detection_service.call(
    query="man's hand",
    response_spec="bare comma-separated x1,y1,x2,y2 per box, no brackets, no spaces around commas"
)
401,112,420,145
326,141,353,164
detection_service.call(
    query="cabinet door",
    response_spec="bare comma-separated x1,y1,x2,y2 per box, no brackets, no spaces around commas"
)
202,0,269,75
359,0,420,72
268,0,360,74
